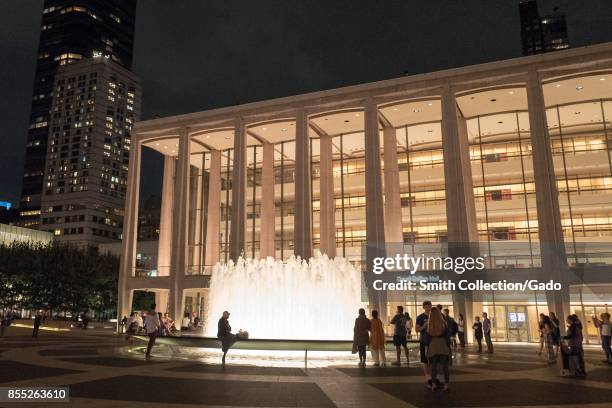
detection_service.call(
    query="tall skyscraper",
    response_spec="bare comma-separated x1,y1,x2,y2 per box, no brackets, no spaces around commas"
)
20,0,137,228
519,0,569,56
39,58,141,246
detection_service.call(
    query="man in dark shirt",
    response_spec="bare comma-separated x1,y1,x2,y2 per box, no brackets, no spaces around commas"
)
217,311,235,365
390,306,409,365
415,300,432,386
32,313,42,338
483,312,494,354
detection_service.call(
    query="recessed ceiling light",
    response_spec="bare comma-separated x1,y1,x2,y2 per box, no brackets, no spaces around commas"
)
427,102,433,106
574,111,581,115
262,127,267,131
393,108,398,111
576,85,583,90
355,113,360,117
206,135,210,139
490,98,497,102
413,109,421,113
155,143,159,146
508,91,514,95
470,96,475,100
225,136,230,139
600,77,606,81
281,128,286,132
171,150,175,153
556,84,562,88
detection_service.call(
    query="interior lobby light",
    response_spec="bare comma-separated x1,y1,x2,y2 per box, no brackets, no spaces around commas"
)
281,128,286,131
556,84,562,88
427,102,433,106
576,85,583,90
393,108,398,111
508,91,514,95
600,77,606,81
262,127,267,130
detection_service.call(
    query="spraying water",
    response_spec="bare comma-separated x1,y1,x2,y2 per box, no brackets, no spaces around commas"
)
205,252,364,340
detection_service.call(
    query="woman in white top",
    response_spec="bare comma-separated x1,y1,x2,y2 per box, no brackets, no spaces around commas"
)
593,312,612,364
457,313,466,348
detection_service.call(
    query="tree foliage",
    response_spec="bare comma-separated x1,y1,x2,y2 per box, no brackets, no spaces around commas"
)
0,241,119,317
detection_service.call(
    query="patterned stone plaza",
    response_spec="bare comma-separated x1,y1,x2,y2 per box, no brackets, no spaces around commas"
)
1,326,611,408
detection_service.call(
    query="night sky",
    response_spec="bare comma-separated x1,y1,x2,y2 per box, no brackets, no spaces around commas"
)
2,0,612,206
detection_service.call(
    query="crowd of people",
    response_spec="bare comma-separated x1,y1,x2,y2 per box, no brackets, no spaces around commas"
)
352,302,612,390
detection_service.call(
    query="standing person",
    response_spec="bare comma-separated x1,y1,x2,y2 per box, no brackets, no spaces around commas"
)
472,316,483,352
537,313,546,355
482,312,494,354
144,304,160,359
405,311,413,340
593,312,612,364
541,315,556,363
549,312,561,357
120,315,128,334
415,301,433,387
427,307,451,391
457,313,466,348
561,314,586,376
390,306,409,366
0,312,7,337
369,310,386,367
443,309,458,350
32,313,42,338
217,311,236,365
353,308,371,367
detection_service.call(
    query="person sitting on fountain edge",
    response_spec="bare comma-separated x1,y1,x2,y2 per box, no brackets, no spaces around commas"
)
218,311,236,365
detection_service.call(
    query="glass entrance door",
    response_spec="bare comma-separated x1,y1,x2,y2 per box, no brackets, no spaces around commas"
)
507,305,529,342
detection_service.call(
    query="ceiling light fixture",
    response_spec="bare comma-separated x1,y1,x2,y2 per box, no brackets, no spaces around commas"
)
225,136,230,139
508,91,514,95
427,102,433,106
262,127,267,131
556,84,562,88
281,128,286,132
576,85,583,90
600,77,606,81
393,108,398,111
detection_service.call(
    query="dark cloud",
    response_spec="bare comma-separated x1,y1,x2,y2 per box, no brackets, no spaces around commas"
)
2,0,612,204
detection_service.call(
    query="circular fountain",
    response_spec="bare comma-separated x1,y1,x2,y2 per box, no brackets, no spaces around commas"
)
205,252,364,340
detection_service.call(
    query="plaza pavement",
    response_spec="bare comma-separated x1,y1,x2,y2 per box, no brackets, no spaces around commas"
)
0,325,611,408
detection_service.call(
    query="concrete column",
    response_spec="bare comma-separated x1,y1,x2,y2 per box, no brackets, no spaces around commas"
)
441,85,478,341
171,128,190,320
364,98,387,319
154,290,169,315
190,165,203,270
117,138,142,329
157,155,175,276
204,150,222,268
383,126,404,243
319,134,336,258
229,118,247,261
526,70,570,320
294,109,313,260
259,142,276,258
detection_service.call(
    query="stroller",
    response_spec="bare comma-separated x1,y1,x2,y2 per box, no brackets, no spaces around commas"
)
560,341,586,377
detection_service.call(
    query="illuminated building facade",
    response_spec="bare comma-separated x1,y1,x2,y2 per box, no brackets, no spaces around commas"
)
119,43,612,343
39,58,141,246
20,0,137,228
